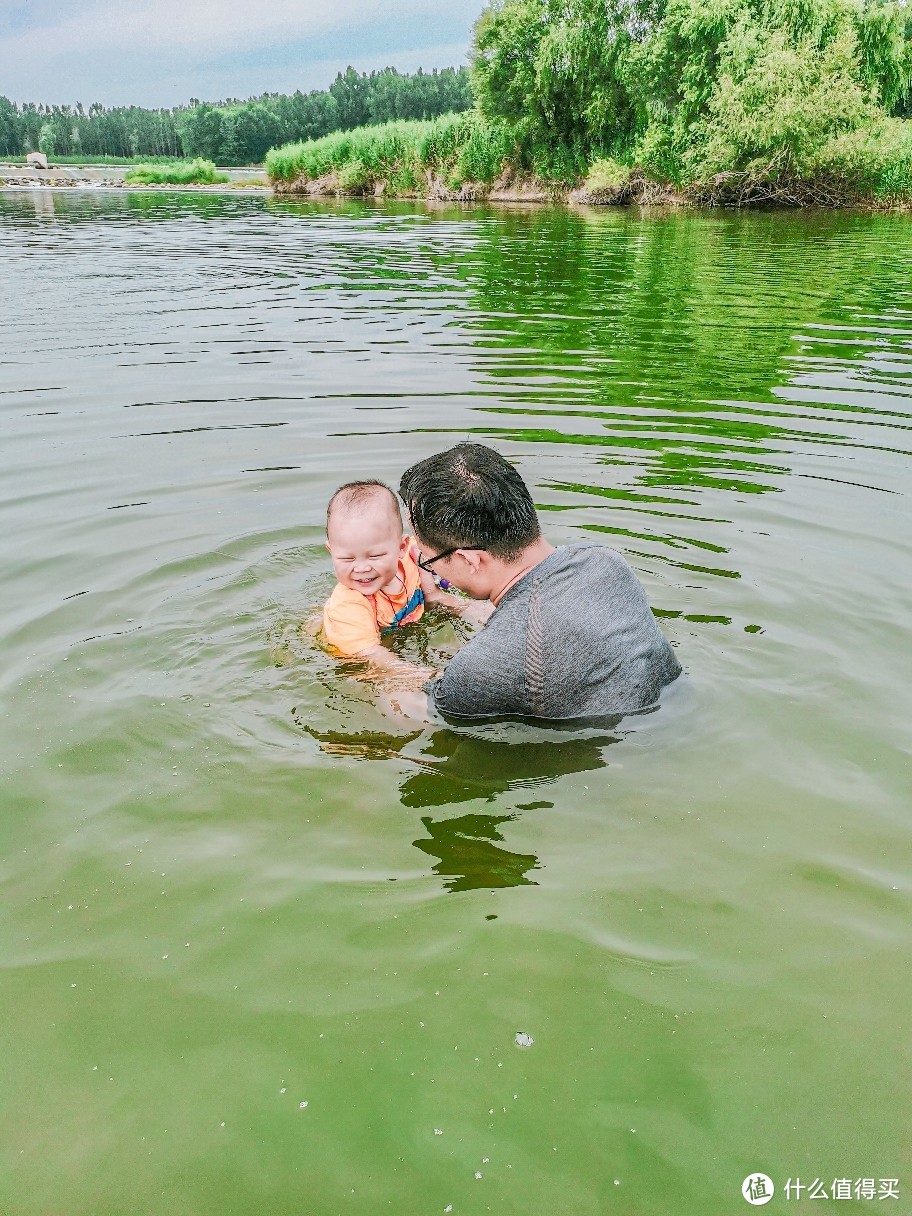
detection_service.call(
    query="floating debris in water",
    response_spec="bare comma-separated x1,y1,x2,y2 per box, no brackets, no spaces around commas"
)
515,1032,534,1048
299,1101,309,1109
434,1128,443,1136
280,1088,286,1094
474,1172,482,1180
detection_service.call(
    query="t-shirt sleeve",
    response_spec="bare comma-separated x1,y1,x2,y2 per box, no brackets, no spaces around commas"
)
322,592,381,656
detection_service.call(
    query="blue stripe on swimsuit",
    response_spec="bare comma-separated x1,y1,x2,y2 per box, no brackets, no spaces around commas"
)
381,586,424,633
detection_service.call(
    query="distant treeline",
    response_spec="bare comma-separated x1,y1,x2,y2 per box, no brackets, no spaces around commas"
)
0,66,472,164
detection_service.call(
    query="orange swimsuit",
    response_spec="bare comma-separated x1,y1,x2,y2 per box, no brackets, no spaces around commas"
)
322,545,425,656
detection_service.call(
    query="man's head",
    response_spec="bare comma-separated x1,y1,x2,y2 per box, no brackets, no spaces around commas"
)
325,480,407,596
399,443,541,597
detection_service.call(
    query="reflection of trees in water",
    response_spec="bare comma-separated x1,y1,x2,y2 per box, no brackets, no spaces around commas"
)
443,207,911,522
305,720,620,893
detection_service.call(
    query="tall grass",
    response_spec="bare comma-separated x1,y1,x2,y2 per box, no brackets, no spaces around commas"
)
123,158,229,185
265,113,518,192
265,91,912,208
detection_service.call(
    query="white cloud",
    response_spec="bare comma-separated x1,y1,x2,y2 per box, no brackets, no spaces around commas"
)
0,0,477,60
0,0,479,105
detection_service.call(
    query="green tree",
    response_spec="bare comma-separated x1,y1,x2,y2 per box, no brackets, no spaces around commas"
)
37,121,55,158
471,0,912,184
0,96,21,155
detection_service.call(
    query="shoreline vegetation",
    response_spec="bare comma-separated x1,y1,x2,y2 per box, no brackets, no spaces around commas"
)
0,158,268,190
123,159,229,185
268,0,912,211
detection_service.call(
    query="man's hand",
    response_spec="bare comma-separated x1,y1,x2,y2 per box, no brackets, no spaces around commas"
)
409,542,494,623
410,542,448,604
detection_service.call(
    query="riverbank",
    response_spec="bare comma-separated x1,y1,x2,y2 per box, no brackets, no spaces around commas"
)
0,179,271,192
266,114,912,213
270,165,910,213
0,163,270,192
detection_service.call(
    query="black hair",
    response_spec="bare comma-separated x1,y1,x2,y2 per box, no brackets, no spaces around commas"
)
326,480,402,532
399,443,540,561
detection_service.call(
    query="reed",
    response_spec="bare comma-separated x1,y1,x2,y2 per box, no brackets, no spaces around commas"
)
123,158,228,185
265,113,519,192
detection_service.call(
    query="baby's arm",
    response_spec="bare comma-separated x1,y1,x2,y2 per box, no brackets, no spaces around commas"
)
355,644,436,684
323,590,436,683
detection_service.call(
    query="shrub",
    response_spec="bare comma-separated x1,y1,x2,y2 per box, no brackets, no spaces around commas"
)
336,159,374,193
124,158,228,185
456,115,517,182
266,113,519,191
685,24,877,182
814,116,912,200
583,158,633,192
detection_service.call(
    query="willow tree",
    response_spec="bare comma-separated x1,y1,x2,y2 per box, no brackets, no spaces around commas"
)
471,0,912,187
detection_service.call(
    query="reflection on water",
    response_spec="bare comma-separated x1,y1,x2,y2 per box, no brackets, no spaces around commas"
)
413,812,540,892
1,190,911,1216
303,717,618,883
31,188,56,219
397,726,617,807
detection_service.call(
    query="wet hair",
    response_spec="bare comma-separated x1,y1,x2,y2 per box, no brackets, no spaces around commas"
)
326,480,403,534
399,443,540,562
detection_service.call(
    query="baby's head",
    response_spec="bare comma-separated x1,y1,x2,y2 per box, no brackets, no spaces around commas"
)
325,480,408,596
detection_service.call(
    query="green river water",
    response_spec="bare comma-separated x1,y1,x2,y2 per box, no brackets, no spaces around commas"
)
1,190,910,1216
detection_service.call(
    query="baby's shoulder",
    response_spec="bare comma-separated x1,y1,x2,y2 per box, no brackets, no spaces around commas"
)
326,580,361,606
324,581,374,618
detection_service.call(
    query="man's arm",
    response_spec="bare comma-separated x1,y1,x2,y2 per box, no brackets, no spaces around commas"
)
412,554,495,626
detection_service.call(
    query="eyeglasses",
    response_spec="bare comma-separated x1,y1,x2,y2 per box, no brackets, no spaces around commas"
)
416,546,486,573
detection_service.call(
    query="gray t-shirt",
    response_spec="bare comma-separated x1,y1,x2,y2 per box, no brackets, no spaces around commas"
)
427,544,681,720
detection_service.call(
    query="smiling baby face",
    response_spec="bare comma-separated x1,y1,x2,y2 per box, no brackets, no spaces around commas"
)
325,483,407,597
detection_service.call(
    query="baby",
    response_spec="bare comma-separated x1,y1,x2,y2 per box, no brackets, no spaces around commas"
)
322,479,425,661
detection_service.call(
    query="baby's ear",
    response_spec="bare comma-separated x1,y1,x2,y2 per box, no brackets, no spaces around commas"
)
399,534,410,554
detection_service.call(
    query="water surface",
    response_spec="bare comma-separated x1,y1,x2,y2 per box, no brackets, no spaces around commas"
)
1,190,910,1215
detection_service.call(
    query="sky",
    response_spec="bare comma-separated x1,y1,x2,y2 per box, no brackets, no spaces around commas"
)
0,0,481,108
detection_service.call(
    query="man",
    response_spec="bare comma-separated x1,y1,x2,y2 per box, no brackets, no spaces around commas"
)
399,442,681,720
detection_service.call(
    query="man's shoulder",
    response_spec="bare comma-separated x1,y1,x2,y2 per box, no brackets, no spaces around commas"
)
544,542,629,572
511,543,634,599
